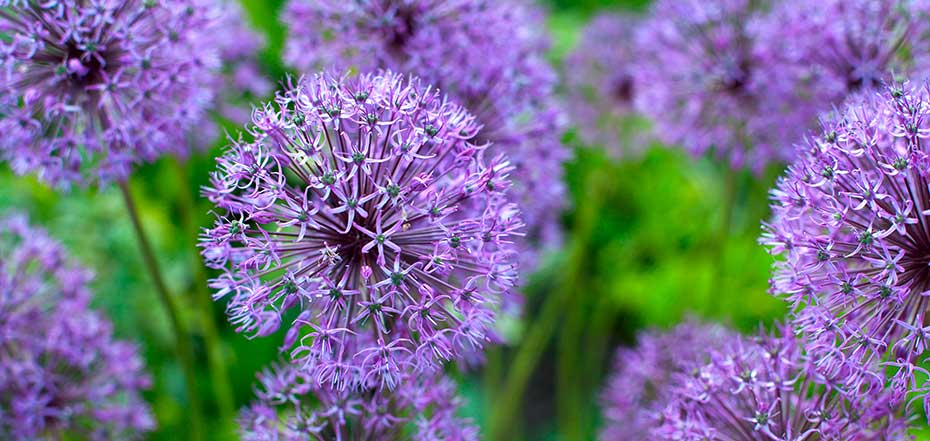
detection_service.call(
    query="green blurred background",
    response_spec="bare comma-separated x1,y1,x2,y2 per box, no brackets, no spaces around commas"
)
4,0,921,440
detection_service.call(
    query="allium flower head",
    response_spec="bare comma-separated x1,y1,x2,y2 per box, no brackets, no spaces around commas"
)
764,81,930,418
201,71,521,390
0,214,153,440
565,13,649,158
600,319,735,441
0,0,223,186
752,0,930,157
239,360,479,441
633,0,802,172
657,326,909,440
765,0,929,100
282,0,567,268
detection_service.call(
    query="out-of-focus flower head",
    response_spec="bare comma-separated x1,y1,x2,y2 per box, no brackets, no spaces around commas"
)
0,213,153,440
282,0,568,269
600,319,735,441
633,0,807,172
752,0,930,164
764,0,930,104
201,70,522,391
763,81,930,421
239,359,478,441
0,0,225,187
657,325,910,440
565,12,650,158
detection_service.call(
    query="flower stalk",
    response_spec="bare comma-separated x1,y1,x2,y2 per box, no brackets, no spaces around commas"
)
119,180,204,441
172,159,236,428
489,167,608,441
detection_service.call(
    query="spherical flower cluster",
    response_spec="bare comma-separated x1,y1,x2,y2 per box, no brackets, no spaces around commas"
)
634,0,930,171
763,82,930,415
210,1,272,127
634,0,803,172
565,13,648,158
0,214,152,440
752,0,930,160
657,327,909,440
765,0,929,102
201,71,521,391
239,360,479,441
282,0,567,268
600,319,735,441
0,0,223,186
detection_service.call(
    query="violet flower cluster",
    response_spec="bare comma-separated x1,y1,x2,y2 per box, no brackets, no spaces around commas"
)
600,320,735,441
0,214,152,440
763,0,930,104
565,13,649,158
763,81,930,420
632,0,930,172
0,0,224,186
281,0,567,267
240,359,478,441
600,321,913,439
201,71,521,391
749,0,930,167
633,0,787,172
656,326,909,440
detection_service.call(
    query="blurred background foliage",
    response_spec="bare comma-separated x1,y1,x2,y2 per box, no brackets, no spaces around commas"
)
5,0,911,439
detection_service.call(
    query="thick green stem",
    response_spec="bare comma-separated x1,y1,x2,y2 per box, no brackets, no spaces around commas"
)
119,180,204,441
172,160,237,427
488,169,606,441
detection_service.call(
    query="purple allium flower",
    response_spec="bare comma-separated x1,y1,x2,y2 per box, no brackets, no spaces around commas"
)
282,0,568,268
633,0,805,172
750,0,930,163
764,0,929,101
210,1,272,127
600,319,735,441
0,0,223,187
201,71,521,390
565,13,650,158
656,325,910,440
239,360,479,441
0,214,153,440
763,81,930,419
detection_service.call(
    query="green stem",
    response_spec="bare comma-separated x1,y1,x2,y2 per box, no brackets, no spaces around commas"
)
488,169,607,441
710,166,739,314
119,180,204,441
584,290,618,387
719,166,738,241
488,281,571,441
556,279,587,441
483,346,501,424
172,160,237,427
